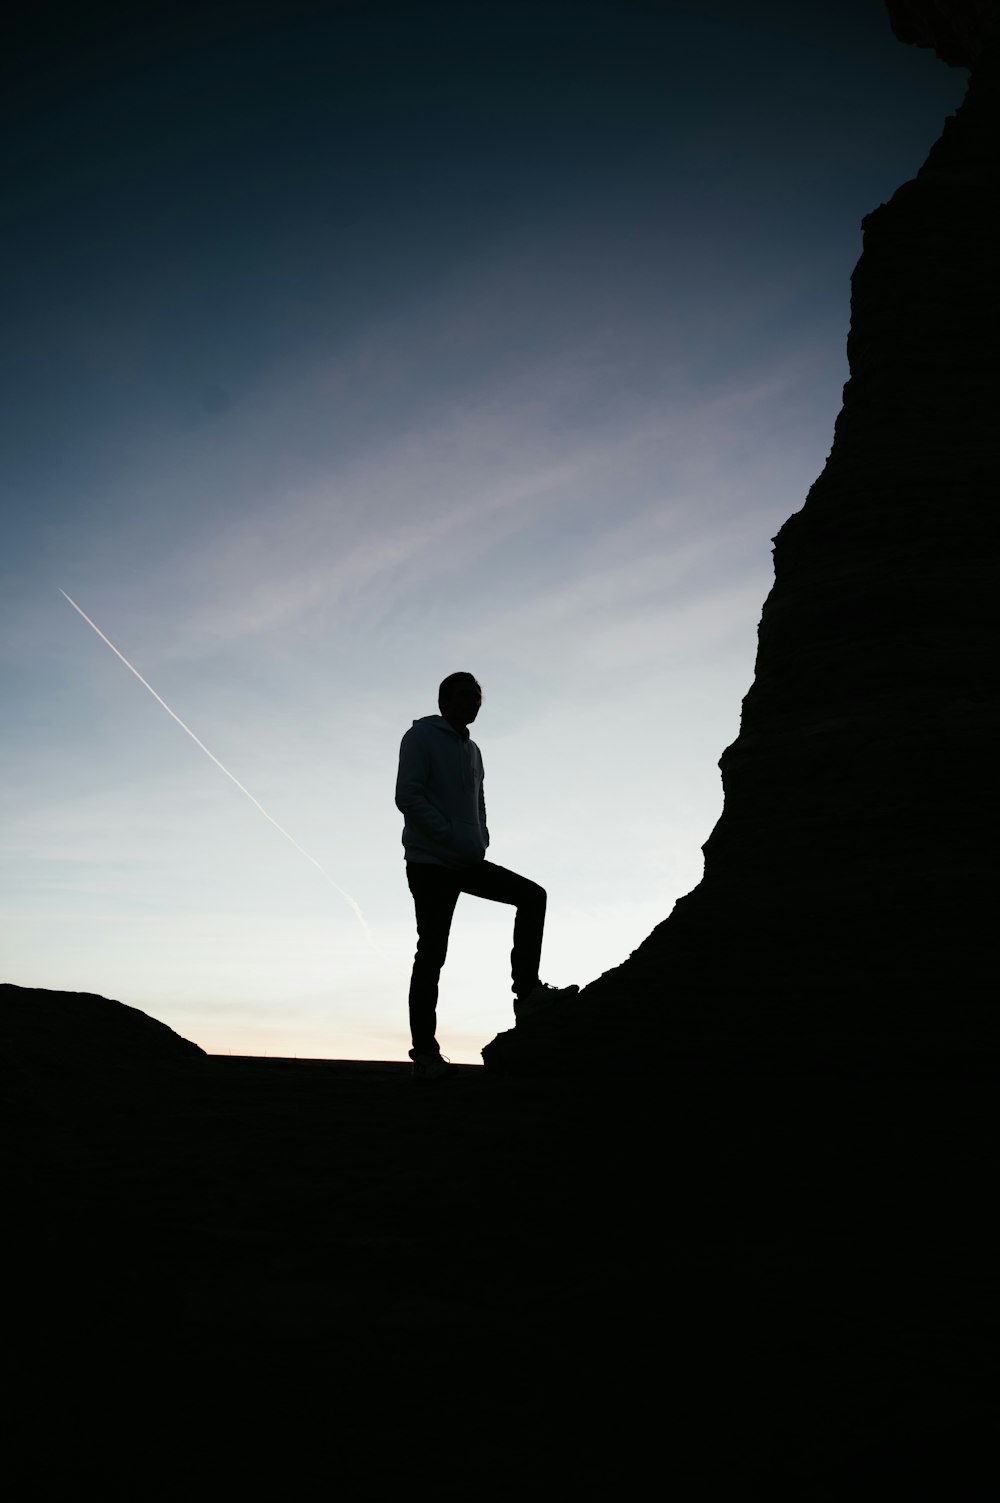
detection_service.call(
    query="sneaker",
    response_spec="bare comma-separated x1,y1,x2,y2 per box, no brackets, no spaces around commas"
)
409,1048,459,1081
514,981,580,1022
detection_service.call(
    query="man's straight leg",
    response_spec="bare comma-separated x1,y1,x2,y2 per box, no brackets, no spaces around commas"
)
456,861,547,998
406,864,462,1053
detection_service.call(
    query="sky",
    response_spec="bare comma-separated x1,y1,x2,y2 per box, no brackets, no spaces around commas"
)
1,1,966,1061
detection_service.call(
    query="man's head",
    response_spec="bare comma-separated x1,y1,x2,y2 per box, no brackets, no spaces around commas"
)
438,671,482,729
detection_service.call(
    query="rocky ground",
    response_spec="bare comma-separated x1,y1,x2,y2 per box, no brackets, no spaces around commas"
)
5,985,998,1498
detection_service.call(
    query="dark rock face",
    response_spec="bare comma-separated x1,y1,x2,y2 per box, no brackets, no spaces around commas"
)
485,4,999,1072
886,0,995,67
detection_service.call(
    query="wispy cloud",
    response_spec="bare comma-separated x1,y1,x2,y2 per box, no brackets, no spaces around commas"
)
58,588,372,942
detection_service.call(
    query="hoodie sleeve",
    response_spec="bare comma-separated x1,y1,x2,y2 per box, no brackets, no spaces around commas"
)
478,759,489,850
395,727,451,844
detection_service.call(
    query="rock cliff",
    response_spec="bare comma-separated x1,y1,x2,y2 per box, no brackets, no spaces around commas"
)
485,0,999,1072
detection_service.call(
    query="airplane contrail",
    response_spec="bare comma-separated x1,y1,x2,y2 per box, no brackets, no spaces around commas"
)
59,588,373,947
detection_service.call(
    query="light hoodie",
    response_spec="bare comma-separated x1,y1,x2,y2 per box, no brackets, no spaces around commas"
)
395,715,490,867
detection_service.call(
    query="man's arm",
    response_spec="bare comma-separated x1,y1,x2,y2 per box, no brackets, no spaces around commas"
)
478,764,489,851
395,729,451,844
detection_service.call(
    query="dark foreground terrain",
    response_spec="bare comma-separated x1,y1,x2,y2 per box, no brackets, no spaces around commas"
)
5,986,998,1499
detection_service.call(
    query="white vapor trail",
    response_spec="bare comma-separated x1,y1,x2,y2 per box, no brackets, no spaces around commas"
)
59,589,373,947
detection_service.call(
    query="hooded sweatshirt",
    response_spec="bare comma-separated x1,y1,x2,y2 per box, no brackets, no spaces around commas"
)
395,715,489,867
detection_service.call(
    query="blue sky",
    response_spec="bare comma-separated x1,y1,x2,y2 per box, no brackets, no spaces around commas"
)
1,2,965,1060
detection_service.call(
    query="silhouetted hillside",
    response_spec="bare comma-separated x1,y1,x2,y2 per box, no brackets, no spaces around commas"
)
2,983,205,1067
6,985,999,1496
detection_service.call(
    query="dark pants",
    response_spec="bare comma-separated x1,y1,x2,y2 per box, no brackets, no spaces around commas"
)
405,860,547,1052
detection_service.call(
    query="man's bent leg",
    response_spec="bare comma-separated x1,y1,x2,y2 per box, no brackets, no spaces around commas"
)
457,861,547,998
406,864,461,1052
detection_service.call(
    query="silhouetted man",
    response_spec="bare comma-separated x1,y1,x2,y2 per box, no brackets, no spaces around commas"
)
396,671,578,1079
